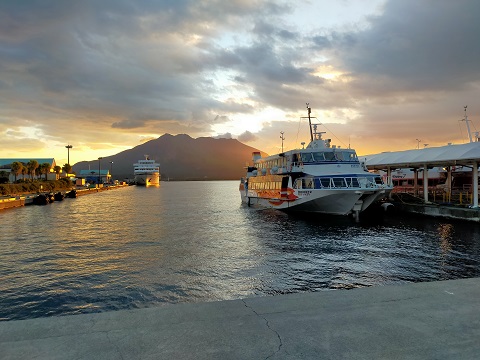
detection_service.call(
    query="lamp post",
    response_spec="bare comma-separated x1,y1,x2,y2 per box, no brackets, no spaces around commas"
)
65,145,73,164
98,157,103,185
109,161,113,183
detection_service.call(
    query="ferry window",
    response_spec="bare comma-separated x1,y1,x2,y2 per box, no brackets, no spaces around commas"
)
333,178,345,188
313,152,325,162
303,178,314,189
375,176,383,184
345,152,357,161
324,152,336,161
301,153,313,162
320,178,331,187
314,178,321,189
335,152,344,161
293,179,301,189
349,178,359,187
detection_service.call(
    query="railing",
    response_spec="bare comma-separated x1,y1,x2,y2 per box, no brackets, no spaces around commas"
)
294,176,385,190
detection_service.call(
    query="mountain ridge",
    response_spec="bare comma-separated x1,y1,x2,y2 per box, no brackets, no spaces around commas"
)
72,134,266,181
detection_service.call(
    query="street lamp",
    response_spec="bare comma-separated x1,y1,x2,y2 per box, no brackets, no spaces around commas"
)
65,145,73,165
98,157,103,185
109,161,113,183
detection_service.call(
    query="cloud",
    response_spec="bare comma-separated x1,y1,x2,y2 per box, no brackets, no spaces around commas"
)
334,0,480,93
1,0,480,161
215,132,233,139
237,130,258,143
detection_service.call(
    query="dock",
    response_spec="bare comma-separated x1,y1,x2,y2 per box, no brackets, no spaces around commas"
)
1,277,479,359
389,193,480,222
0,184,129,210
0,196,25,210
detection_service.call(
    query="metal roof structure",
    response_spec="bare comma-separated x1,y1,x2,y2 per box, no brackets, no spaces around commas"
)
362,142,480,170
362,141,480,207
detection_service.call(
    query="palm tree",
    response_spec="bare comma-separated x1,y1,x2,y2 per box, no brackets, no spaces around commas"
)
0,170,9,184
27,160,39,180
40,162,51,180
21,166,28,180
10,161,23,182
54,165,62,176
62,163,72,175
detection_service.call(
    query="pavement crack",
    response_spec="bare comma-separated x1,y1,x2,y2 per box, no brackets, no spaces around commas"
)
105,331,125,360
242,299,283,359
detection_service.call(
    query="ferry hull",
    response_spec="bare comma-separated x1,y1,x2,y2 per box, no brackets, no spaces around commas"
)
135,173,160,186
241,189,365,215
240,182,391,215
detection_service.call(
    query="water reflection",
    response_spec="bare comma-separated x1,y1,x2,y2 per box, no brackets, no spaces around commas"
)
1,181,480,321
438,223,454,255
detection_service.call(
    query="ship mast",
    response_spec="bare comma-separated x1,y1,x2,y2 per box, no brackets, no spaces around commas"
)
463,106,473,143
307,103,313,142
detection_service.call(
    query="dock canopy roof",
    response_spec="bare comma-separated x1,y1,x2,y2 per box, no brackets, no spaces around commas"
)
363,142,480,170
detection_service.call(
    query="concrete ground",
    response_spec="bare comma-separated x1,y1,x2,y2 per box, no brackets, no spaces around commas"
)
1,278,479,360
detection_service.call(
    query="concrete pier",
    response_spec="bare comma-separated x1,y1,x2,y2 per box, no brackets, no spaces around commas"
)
394,201,480,222
0,196,25,210
1,277,479,359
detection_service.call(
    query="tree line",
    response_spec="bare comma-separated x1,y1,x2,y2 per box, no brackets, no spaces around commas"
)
0,160,73,184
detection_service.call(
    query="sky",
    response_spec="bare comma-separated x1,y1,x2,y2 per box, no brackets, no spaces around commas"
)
1,0,480,165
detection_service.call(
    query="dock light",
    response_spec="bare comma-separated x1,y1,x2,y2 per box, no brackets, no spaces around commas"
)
109,161,113,183
98,157,103,185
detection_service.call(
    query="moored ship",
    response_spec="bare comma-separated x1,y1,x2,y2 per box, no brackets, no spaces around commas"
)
134,155,160,186
239,105,393,218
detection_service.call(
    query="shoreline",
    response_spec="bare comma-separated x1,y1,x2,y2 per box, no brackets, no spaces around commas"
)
0,184,130,211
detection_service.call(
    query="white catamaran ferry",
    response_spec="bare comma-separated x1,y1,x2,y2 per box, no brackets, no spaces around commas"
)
239,105,393,218
134,155,160,186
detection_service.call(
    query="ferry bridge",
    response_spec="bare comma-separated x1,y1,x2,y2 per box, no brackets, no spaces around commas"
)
363,141,480,207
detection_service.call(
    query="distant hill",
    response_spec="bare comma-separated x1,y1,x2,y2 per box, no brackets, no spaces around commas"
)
72,134,266,181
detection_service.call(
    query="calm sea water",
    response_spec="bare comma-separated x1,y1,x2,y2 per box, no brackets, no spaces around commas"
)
1,181,480,321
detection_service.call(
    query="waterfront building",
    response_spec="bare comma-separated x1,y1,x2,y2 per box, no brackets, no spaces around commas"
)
77,169,111,184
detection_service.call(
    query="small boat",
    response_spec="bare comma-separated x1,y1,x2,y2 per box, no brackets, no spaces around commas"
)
66,189,77,198
134,155,161,186
239,105,393,219
33,194,50,205
54,192,65,201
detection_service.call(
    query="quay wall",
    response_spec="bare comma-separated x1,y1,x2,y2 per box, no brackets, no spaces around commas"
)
0,184,129,211
0,197,25,210
394,202,480,222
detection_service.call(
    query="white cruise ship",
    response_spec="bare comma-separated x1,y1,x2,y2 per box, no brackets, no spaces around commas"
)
239,105,392,219
134,155,160,186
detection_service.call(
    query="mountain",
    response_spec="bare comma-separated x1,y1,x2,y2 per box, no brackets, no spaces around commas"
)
72,134,267,181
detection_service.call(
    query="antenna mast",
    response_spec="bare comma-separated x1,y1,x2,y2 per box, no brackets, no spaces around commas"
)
280,131,285,153
463,106,473,143
307,103,313,142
